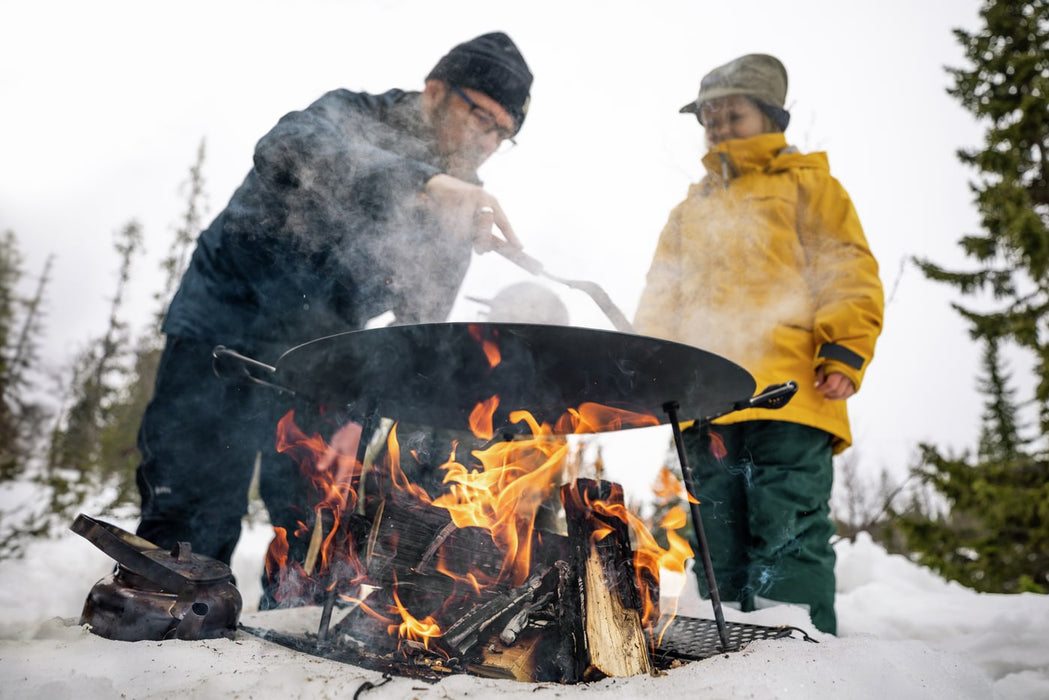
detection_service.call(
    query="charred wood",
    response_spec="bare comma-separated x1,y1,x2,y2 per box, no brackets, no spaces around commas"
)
363,500,503,589
440,565,555,657
561,478,653,680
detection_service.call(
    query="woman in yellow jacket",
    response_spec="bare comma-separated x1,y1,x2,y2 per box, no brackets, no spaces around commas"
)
634,54,884,635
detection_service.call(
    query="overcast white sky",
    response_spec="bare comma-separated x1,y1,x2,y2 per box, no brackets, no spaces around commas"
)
2,0,1010,496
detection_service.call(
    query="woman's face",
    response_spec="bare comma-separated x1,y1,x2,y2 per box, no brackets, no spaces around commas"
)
700,95,770,146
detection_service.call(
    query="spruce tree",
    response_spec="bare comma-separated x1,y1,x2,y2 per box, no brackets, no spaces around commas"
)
901,0,1049,594
154,138,208,334
0,231,21,477
0,232,52,482
96,140,210,507
0,234,57,557
902,342,1047,593
47,221,143,510
915,0,1049,434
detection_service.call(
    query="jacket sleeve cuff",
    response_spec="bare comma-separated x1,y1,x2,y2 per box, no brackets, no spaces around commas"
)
816,343,869,389
817,342,866,370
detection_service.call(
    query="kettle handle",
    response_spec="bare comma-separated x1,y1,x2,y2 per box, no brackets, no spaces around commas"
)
72,514,190,594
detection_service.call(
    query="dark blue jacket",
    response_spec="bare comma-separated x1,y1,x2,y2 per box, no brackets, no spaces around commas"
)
162,89,474,363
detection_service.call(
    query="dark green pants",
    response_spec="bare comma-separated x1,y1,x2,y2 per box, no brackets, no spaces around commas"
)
683,420,837,634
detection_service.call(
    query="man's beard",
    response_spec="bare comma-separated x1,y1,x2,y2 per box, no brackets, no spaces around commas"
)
430,93,486,178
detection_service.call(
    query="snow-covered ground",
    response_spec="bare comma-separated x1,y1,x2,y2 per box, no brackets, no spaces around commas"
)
1,517,1047,699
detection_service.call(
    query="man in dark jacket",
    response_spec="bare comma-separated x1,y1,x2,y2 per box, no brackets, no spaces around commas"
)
134,33,535,586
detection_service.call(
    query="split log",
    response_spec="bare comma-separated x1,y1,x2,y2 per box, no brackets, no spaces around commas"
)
323,482,655,682
466,627,546,681
363,500,504,589
559,478,652,680
361,499,568,602
330,500,548,647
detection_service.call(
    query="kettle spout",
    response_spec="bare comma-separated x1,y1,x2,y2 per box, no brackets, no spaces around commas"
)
175,602,210,640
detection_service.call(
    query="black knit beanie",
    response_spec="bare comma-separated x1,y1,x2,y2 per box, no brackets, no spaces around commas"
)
426,32,533,134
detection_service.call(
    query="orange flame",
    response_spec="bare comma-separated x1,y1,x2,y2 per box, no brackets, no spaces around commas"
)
654,506,694,575
555,402,661,435
269,374,689,647
268,412,369,605
652,464,701,506
264,526,290,580
428,403,664,589
468,323,501,368
436,556,487,597
468,395,499,441
389,584,443,653
651,467,683,505
430,421,565,586
575,483,694,629
709,429,727,459
383,424,433,505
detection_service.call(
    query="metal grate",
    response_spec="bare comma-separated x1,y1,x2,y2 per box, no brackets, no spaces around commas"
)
242,614,818,680
653,614,817,663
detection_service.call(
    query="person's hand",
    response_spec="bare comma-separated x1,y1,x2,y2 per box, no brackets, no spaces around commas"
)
423,173,522,253
815,367,856,400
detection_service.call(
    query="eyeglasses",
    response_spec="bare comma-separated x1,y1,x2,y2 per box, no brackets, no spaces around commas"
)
451,86,517,150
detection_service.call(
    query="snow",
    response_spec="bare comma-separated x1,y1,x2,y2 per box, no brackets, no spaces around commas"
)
2,518,1047,699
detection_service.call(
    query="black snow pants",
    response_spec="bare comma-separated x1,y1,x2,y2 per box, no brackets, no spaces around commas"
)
135,336,310,569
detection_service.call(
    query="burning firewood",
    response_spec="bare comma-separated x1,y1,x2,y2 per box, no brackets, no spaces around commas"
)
258,372,747,683
560,478,654,680
442,566,554,656
362,499,504,588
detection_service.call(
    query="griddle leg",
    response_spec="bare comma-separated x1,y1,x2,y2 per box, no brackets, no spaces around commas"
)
663,402,735,652
316,587,337,647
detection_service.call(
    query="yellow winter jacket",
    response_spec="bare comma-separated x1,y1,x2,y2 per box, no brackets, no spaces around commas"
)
634,132,884,453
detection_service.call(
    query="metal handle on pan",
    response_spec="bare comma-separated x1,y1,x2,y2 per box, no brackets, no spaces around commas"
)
491,240,636,333
211,345,294,395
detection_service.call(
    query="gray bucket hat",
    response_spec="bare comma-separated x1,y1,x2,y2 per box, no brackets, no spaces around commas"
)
679,54,789,126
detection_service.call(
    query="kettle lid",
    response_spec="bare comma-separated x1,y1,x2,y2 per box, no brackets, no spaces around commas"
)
72,514,233,591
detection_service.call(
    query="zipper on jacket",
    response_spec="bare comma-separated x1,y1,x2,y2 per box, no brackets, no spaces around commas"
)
718,152,737,188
